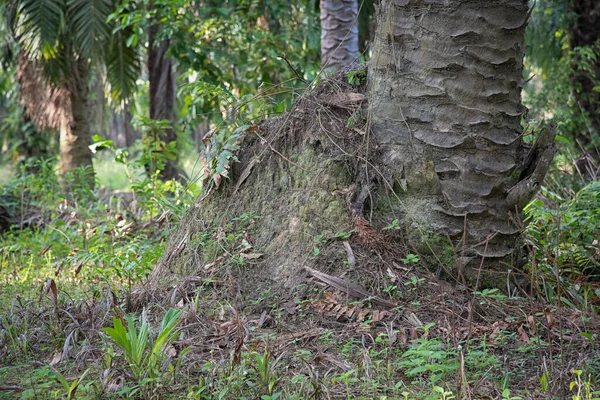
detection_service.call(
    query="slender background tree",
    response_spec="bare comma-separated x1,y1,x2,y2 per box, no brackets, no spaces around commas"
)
320,0,359,71
148,20,182,182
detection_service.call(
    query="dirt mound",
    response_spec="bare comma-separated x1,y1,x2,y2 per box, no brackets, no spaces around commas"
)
146,66,422,306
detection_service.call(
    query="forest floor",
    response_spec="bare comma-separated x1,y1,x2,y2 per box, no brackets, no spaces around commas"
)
1,192,599,400
2,72,600,400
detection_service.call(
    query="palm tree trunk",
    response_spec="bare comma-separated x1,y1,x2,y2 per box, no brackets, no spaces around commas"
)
369,0,553,278
320,0,359,71
16,53,94,185
60,57,94,185
148,24,185,182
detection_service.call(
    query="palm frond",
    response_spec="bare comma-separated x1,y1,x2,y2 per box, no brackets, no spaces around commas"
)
106,26,140,103
14,0,64,59
67,0,112,58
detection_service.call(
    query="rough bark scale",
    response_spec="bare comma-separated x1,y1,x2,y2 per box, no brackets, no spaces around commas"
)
60,57,94,182
17,53,94,181
148,24,184,181
16,53,70,134
369,0,551,268
320,0,360,71
569,0,600,160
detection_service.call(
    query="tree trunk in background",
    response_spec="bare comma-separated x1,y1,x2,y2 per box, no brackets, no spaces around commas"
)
320,0,359,71
569,0,600,160
17,53,94,185
369,0,554,278
61,57,94,184
109,104,140,148
148,24,184,182
193,120,210,152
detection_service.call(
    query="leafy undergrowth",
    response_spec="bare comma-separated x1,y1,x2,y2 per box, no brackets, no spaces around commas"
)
1,159,600,400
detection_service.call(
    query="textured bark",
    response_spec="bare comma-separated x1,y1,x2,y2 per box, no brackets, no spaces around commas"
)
17,53,94,182
569,0,600,160
148,24,184,182
320,0,359,71
60,57,94,183
16,53,71,134
369,0,552,269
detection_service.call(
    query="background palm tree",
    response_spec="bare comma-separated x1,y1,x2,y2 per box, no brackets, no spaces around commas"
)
5,0,140,185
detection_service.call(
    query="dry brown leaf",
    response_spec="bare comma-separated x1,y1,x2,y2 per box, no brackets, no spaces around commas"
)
324,292,337,303
527,315,537,336
240,253,263,259
346,306,355,319
517,324,530,343
166,345,177,358
213,173,222,189
386,267,398,283
357,308,370,321
545,308,556,330
45,278,58,307
399,328,408,344
39,245,52,257
49,350,62,366
74,261,84,277
232,309,243,365
372,309,382,322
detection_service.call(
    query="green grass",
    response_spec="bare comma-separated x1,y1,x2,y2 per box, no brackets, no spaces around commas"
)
93,155,137,190
0,163,13,185
1,159,600,399
94,151,204,191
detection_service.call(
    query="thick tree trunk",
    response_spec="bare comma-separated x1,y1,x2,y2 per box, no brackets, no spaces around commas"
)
60,57,94,184
151,0,554,295
369,0,553,279
148,24,185,182
320,0,359,71
569,0,600,160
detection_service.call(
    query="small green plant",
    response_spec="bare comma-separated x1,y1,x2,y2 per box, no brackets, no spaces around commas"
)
102,308,184,395
383,219,401,230
401,254,420,264
384,284,400,298
313,234,327,256
432,385,456,400
397,337,457,386
501,388,524,400
252,348,280,396
313,230,354,256
53,368,91,400
331,369,358,400
473,288,508,304
570,369,600,400
347,67,366,86
404,275,425,291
